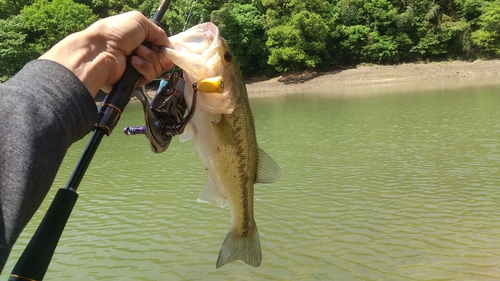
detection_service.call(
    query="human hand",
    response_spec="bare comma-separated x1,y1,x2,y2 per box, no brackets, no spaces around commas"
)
39,11,173,97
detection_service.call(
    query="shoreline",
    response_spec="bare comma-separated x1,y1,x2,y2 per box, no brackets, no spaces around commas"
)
244,59,500,97
138,59,500,100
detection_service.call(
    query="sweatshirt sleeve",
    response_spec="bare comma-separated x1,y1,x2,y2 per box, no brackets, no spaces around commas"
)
0,59,98,271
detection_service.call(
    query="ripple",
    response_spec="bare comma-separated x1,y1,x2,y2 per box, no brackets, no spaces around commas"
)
4,91,500,280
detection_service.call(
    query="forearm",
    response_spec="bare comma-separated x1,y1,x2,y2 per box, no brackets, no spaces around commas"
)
0,60,97,271
0,11,172,272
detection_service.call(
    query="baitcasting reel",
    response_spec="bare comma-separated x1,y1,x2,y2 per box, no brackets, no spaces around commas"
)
124,72,196,153
124,71,224,154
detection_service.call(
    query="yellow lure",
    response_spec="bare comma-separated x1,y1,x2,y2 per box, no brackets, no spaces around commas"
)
196,76,224,93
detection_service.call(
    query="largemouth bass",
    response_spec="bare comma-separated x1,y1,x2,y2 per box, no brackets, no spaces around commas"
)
161,23,281,268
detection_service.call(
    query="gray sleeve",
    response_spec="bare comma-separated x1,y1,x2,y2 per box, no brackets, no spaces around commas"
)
0,59,98,270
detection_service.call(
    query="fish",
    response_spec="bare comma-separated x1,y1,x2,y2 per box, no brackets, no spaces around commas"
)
161,23,281,268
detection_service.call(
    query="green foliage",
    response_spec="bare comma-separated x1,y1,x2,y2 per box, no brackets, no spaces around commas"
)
263,0,331,73
0,15,36,81
0,0,97,80
211,3,269,76
455,0,484,22
471,0,500,55
266,25,305,72
91,0,139,17
0,0,34,19
334,0,402,63
159,0,206,35
336,24,370,64
137,0,157,18
21,0,98,54
362,32,398,63
331,0,482,63
1,0,500,80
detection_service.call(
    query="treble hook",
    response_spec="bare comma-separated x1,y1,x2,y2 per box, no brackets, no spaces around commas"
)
124,75,224,154
124,72,195,153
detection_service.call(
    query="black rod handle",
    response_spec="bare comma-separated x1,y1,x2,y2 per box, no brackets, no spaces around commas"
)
97,61,141,135
8,1,172,279
8,129,105,281
9,188,79,281
6,41,139,281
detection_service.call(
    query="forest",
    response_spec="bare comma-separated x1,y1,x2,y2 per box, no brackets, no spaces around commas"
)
1,0,500,81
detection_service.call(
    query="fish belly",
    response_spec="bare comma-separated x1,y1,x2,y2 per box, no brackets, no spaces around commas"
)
191,103,262,268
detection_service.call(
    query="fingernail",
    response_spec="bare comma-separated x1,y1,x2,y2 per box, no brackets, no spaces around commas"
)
130,56,143,66
136,44,152,56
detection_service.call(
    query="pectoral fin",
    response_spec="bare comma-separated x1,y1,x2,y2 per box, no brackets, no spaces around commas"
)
180,123,195,142
256,148,281,184
197,177,227,208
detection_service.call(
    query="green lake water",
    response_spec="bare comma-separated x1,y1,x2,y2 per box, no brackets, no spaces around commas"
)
3,78,500,280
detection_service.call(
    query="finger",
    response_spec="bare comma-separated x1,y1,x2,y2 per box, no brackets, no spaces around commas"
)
137,76,150,87
134,12,170,48
130,56,157,83
133,47,173,79
135,45,163,76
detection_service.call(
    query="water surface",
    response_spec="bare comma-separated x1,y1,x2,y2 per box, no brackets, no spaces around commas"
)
3,80,500,280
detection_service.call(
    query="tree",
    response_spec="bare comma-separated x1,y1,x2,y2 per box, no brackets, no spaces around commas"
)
21,0,98,54
0,15,37,81
211,3,269,76
399,0,474,59
263,0,331,73
0,0,33,19
471,0,500,55
91,0,139,17
454,0,484,22
332,0,401,63
157,0,206,35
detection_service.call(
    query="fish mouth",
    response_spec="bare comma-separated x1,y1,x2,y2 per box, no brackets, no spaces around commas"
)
170,22,219,53
163,22,222,80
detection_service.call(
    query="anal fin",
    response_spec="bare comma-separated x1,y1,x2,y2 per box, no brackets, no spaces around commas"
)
256,148,281,184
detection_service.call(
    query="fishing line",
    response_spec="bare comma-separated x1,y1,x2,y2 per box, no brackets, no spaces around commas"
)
183,0,197,31
170,0,197,76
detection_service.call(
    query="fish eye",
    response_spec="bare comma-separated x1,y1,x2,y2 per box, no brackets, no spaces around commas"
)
224,51,233,62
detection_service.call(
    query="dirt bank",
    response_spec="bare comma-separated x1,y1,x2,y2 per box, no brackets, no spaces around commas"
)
245,60,500,97
137,59,500,99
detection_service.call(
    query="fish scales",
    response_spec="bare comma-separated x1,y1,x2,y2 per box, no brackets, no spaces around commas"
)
161,22,280,268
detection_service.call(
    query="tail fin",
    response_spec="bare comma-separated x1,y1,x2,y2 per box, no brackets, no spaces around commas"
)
216,224,261,268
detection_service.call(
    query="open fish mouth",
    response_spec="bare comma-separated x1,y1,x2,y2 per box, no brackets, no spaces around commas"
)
161,23,223,81
181,23,217,47
170,23,218,53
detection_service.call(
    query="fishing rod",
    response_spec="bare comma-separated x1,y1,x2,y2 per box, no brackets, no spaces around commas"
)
8,1,174,280
123,2,201,149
